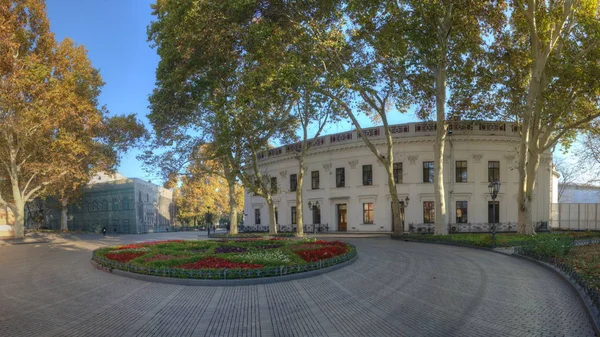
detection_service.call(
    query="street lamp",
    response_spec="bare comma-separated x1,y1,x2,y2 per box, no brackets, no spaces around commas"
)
308,201,320,233
399,196,410,234
488,180,501,244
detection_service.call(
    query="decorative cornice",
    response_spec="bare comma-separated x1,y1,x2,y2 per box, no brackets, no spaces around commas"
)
258,137,525,166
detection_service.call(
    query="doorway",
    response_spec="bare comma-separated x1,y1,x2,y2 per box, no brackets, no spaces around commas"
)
337,204,347,231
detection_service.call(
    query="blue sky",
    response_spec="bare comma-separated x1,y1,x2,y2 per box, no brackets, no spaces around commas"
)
46,0,159,182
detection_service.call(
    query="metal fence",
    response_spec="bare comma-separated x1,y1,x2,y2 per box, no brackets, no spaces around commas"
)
409,222,549,234
237,224,330,233
550,203,600,231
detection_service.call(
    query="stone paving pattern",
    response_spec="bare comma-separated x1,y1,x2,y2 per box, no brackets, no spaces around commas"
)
0,232,595,336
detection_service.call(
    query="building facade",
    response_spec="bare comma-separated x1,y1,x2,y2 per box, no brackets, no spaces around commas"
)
244,121,553,232
25,173,175,234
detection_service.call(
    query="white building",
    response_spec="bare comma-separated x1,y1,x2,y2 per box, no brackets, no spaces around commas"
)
244,121,553,233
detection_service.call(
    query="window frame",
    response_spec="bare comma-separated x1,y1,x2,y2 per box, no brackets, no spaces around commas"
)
312,207,321,224
423,161,434,183
423,201,435,223
456,201,468,223
291,206,297,225
270,176,278,194
488,201,500,223
363,203,374,224
488,161,500,182
336,167,345,188
254,209,261,225
455,160,468,183
311,171,320,190
290,174,297,192
362,164,373,186
393,162,403,184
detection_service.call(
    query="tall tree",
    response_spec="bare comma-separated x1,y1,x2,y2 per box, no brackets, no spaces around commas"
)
0,0,138,238
290,0,415,235
147,0,305,235
400,0,505,235
494,0,600,234
291,91,337,236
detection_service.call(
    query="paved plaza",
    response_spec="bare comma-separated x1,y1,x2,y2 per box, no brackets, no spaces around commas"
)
0,232,595,337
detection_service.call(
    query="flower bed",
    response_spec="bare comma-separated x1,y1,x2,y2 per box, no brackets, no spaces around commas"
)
92,238,356,280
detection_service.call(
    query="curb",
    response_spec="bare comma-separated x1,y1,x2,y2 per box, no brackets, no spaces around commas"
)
513,254,600,337
91,254,358,286
394,237,599,336
0,240,51,245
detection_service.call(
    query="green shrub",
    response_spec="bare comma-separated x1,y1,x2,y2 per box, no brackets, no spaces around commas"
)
520,236,573,258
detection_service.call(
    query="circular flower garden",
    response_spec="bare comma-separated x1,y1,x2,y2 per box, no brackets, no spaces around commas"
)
92,238,356,280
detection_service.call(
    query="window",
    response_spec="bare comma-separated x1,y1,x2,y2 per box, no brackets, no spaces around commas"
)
423,161,434,183
123,197,129,210
456,201,468,223
393,163,403,183
274,207,278,224
313,207,321,224
291,206,297,224
362,165,373,185
363,203,374,224
488,201,499,223
270,177,278,194
423,201,435,223
311,171,319,189
255,209,261,225
336,168,345,187
456,161,468,182
488,161,500,182
290,174,297,192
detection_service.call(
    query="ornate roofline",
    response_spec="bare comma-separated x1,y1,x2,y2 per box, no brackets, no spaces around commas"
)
259,120,519,163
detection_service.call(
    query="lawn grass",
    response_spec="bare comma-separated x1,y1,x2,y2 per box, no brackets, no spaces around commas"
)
560,244,600,292
399,231,600,248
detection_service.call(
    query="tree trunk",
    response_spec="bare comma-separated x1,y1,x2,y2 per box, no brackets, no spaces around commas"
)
520,152,541,235
387,162,402,235
227,182,238,234
60,199,69,232
296,158,305,236
13,202,25,239
266,196,277,234
11,181,26,238
434,68,448,235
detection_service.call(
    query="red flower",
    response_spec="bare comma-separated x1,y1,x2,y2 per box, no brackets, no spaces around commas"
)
295,245,348,262
114,240,184,250
176,257,263,269
105,252,145,263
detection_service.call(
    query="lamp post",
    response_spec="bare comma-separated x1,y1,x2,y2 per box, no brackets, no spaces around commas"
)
488,181,501,245
308,200,320,233
399,196,410,234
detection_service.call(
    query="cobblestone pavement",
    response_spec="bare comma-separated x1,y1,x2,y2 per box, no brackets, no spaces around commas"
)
0,232,595,337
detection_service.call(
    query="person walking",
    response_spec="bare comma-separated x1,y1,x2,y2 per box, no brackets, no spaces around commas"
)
102,226,107,237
